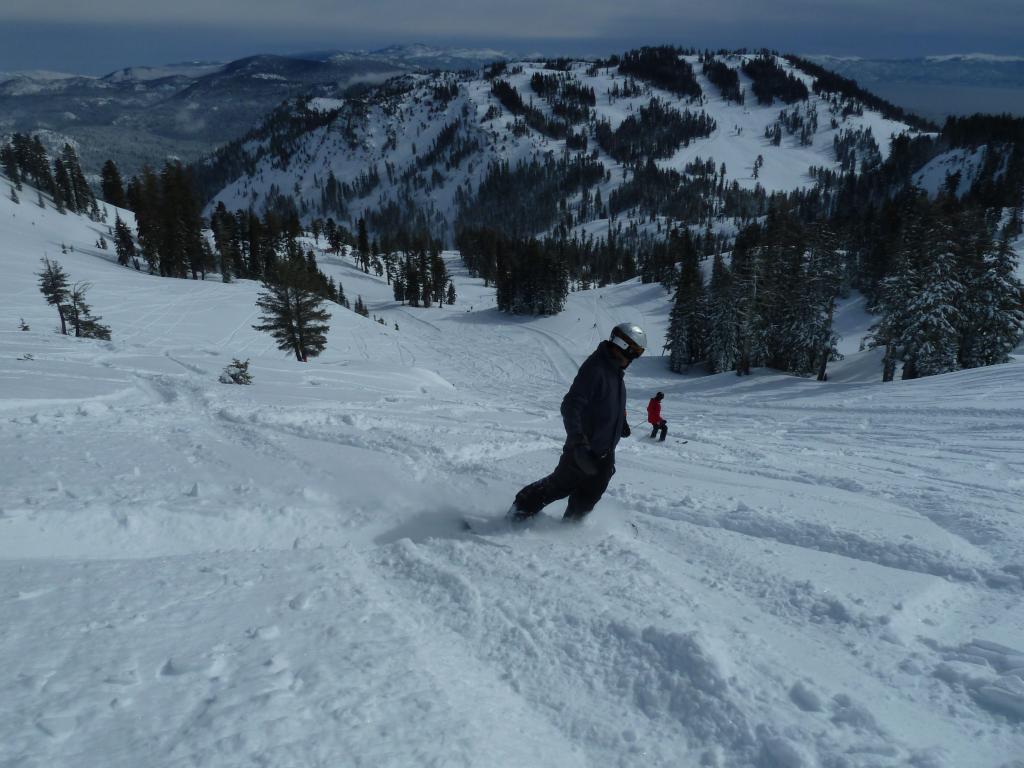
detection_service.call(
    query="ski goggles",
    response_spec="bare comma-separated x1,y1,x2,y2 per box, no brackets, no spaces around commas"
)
611,332,645,360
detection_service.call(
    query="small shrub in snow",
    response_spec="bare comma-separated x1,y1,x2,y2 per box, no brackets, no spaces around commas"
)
219,359,253,385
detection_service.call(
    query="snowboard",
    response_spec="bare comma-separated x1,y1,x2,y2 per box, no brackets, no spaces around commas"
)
461,511,568,536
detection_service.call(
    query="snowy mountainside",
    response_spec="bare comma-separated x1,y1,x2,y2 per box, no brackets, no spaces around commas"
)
0,46,508,182
912,146,988,197
0,54,416,180
101,61,228,83
202,53,920,241
2,186,1024,766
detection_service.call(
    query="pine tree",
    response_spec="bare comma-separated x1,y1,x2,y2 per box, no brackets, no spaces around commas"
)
253,257,331,362
869,256,916,382
357,218,370,272
807,230,844,380
52,157,72,213
405,255,420,307
901,225,964,378
130,167,161,272
1,143,21,189
113,215,137,268
100,159,127,208
61,144,94,214
666,245,706,372
430,250,448,305
867,204,931,381
446,280,457,306
961,232,1024,367
705,252,737,373
37,257,70,334
65,283,112,340
210,201,236,282
28,136,57,197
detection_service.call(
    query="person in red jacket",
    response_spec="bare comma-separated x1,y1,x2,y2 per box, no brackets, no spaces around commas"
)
647,392,667,441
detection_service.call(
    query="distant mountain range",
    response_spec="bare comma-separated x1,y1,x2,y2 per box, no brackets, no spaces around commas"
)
807,55,1024,122
3,46,1022,184
0,45,508,178
195,51,932,246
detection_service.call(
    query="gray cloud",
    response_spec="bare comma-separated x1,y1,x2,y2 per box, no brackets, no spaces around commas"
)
0,1,1021,75
2,0,1021,41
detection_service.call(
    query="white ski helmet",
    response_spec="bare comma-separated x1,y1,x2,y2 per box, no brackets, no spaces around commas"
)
609,322,647,360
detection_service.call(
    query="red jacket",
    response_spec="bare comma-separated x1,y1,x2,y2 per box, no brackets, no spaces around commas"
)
647,398,662,425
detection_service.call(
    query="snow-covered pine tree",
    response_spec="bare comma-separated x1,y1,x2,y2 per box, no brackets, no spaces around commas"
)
809,229,844,381
783,228,842,378
961,232,1024,367
37,257,70,335
253,256,331,362
868,207,928,382
900,222,964,379
219,358,253,385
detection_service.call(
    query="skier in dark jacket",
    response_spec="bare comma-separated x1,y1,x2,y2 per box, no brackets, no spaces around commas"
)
509,323,647,522
647,391,667,441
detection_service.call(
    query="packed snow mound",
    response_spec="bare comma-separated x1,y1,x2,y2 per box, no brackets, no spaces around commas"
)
1,185,1023,767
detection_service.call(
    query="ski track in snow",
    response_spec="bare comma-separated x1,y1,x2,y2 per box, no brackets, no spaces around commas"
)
2,193,1024,766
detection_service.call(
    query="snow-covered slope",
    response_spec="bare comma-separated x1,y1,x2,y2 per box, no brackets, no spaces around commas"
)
2,188,1023,766
206,53,921,240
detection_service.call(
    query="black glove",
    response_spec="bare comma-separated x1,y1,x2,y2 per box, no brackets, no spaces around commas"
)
622,422,631,438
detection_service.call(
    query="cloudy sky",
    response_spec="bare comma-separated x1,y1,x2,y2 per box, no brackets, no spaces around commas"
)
1,0,1022,74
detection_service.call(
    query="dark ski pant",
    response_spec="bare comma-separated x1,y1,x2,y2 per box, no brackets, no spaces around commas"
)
514,446,616,521
650,419,667,441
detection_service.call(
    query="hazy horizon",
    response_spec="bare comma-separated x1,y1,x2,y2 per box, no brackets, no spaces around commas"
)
1,0,1023,77
0,33,1022,79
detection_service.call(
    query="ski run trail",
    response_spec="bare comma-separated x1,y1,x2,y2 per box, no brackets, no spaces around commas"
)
2,191,1024,768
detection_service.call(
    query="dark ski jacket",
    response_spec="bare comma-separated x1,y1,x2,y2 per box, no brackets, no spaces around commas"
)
560,341,626,457
647,398,662,425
